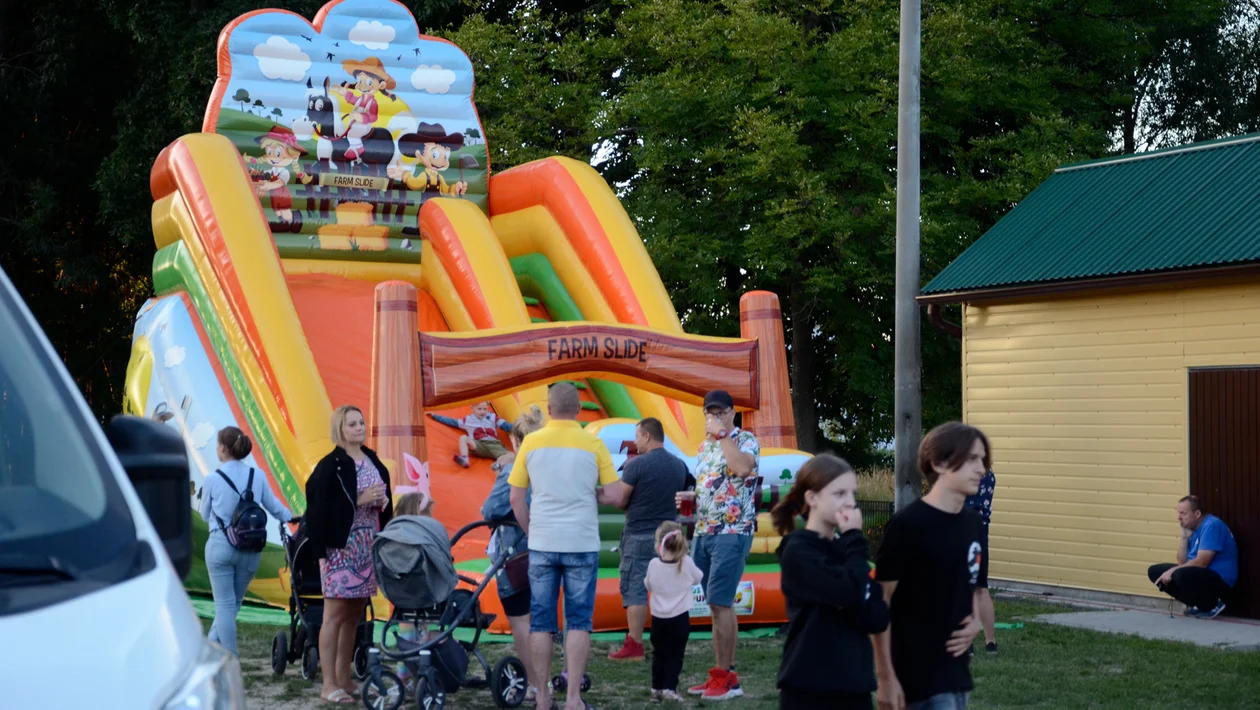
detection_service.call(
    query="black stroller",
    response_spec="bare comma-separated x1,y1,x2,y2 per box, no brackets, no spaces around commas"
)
359,518,529,710
270,520,375,681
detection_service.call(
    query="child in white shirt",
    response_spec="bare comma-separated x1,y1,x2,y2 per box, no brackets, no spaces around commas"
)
644,521,703,702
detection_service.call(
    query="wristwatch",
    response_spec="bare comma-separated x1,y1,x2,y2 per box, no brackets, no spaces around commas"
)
718,428,739,440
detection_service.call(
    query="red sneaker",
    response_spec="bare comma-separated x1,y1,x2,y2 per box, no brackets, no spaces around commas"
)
607,635,645,661
688,668,725,696
702,670,743,701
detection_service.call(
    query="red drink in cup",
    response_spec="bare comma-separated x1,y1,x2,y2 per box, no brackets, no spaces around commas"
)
678,487,696,517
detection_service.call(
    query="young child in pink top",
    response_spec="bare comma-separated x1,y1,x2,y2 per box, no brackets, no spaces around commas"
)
644,521,704,702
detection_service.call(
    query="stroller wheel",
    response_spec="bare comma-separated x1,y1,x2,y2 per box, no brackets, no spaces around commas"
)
414,675,445,709
271,630,288,676
353,644,370,681
360,669,404,710
490,656,528,708
301,645,320,681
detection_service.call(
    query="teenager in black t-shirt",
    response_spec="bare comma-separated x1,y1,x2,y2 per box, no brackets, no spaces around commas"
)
874,422,991,710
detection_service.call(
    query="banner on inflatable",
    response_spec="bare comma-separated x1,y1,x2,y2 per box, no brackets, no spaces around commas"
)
205,0,488,260
690,581,755,618
418,324,761,409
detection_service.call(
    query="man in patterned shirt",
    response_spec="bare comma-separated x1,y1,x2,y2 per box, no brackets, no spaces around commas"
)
964,469,997,653
676,390,759,701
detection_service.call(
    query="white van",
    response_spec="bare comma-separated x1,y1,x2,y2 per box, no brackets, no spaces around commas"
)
0,265,245,708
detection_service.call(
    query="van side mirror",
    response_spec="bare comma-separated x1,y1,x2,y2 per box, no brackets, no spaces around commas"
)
106,415,193,580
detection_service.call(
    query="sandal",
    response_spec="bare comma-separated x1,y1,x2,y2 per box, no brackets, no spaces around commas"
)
321,689,355,704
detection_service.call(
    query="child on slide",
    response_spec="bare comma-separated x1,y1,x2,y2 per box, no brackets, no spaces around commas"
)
427,401,512,468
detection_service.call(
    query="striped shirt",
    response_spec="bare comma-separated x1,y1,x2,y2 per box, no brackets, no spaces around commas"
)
508,419,618,553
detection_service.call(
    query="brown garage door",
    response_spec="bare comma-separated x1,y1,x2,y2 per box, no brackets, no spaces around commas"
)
1189,368,1260,619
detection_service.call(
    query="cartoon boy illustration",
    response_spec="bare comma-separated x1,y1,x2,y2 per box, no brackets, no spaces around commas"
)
247,126,309,231
330,57,396,162
386,123,469,197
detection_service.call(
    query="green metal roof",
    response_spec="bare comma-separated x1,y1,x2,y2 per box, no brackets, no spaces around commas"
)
921,133,1260,297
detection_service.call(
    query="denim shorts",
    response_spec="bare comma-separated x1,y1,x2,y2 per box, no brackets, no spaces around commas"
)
692,533,751,608
528,550,600,633
618,532,656,607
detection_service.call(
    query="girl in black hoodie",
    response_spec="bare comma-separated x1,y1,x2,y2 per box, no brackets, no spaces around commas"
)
772,454,889,710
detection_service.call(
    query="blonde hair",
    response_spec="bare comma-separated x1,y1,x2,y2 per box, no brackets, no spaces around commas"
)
394,492,433,517
655,520,689,574
511,405,546,445
330,405,364,449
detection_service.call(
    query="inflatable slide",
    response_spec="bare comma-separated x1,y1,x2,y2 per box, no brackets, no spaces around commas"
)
124,0,810,631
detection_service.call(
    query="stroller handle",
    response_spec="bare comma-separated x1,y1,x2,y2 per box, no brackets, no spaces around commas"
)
448,518,520,548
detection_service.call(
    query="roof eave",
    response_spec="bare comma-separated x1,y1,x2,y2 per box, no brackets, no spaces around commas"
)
917,262,1260,306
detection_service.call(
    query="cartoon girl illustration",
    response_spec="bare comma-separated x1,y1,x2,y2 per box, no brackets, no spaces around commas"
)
330,57,397,162
385,123,469,197
247,126,308,232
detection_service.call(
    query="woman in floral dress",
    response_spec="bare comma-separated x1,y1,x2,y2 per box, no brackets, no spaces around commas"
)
304,405,394,704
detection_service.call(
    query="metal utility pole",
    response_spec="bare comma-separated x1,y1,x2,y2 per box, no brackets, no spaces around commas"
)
893,0,922,512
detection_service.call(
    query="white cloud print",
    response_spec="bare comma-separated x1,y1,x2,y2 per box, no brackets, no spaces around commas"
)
163,346,186,369
254,36,311,81
189,422,217,450
349,20,395,50
411,64,456,94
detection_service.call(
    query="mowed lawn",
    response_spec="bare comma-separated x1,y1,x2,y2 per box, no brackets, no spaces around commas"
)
231,598,1260,709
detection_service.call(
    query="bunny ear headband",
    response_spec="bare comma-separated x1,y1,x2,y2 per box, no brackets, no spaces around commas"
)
658,530,681,558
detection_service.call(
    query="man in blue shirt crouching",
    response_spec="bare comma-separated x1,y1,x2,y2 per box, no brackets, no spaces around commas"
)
1147,495,1238,619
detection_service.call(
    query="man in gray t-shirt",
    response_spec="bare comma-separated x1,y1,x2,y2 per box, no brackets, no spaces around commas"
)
606,417,691,660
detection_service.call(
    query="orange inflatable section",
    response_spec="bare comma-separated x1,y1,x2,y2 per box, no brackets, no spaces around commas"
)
287,273,499,558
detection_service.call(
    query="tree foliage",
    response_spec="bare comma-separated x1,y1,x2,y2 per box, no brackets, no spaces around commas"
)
2,0,1257,462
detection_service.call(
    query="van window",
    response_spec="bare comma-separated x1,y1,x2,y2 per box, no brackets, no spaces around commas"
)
0,281,149,615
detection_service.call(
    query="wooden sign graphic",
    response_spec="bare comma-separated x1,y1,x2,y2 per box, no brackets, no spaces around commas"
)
419,323,760,409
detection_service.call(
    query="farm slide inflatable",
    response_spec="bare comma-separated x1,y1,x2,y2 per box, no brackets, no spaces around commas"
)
123,0,809,632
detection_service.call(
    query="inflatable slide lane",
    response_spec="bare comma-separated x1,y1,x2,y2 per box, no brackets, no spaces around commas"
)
124,0,810,631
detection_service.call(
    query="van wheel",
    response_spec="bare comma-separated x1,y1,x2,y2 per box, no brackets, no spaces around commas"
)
301,645,320,680
271,630,288,676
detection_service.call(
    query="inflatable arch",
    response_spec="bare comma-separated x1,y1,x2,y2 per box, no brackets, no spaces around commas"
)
124,0,810,630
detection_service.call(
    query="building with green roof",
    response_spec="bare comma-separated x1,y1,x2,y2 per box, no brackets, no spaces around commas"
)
920,133,1260,617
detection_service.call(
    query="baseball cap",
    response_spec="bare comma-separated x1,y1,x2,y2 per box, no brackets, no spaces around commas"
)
703,390,734,412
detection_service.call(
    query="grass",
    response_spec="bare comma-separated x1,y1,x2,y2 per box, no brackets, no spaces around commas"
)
857,466,895,502
230,597,1260,708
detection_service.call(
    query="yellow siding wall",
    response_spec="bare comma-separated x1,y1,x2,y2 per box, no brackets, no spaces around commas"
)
963,280,1260,598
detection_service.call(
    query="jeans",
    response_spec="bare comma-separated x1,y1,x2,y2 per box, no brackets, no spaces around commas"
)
907,692,970,710
205,533,262,655
528,550,600,633
692,533,752,607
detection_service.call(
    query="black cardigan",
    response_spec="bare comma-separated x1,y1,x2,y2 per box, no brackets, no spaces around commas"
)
776,529,890,695
304,446,394,551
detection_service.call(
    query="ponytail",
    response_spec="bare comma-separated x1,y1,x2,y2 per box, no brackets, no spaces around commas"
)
217,426,253,460
771,454,855,535
770,487,807,536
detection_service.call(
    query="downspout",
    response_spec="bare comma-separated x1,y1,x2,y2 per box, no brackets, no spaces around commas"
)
925,303,962,339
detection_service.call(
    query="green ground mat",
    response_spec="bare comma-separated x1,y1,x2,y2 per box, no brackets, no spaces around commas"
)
191,595,783,642
192,595,1022,641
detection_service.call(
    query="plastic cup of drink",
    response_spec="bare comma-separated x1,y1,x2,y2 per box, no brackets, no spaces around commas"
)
678,488,696,517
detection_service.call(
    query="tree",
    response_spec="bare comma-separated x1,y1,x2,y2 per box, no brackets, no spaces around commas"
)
465,127,481,144
271,107,283,119
252,98,264,115
232,88,251,112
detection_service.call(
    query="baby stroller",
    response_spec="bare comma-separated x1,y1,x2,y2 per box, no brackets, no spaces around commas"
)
270,520,375,681
360,518,529,709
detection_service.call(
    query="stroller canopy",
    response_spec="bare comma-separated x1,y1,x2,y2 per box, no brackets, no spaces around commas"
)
373,515,457,610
